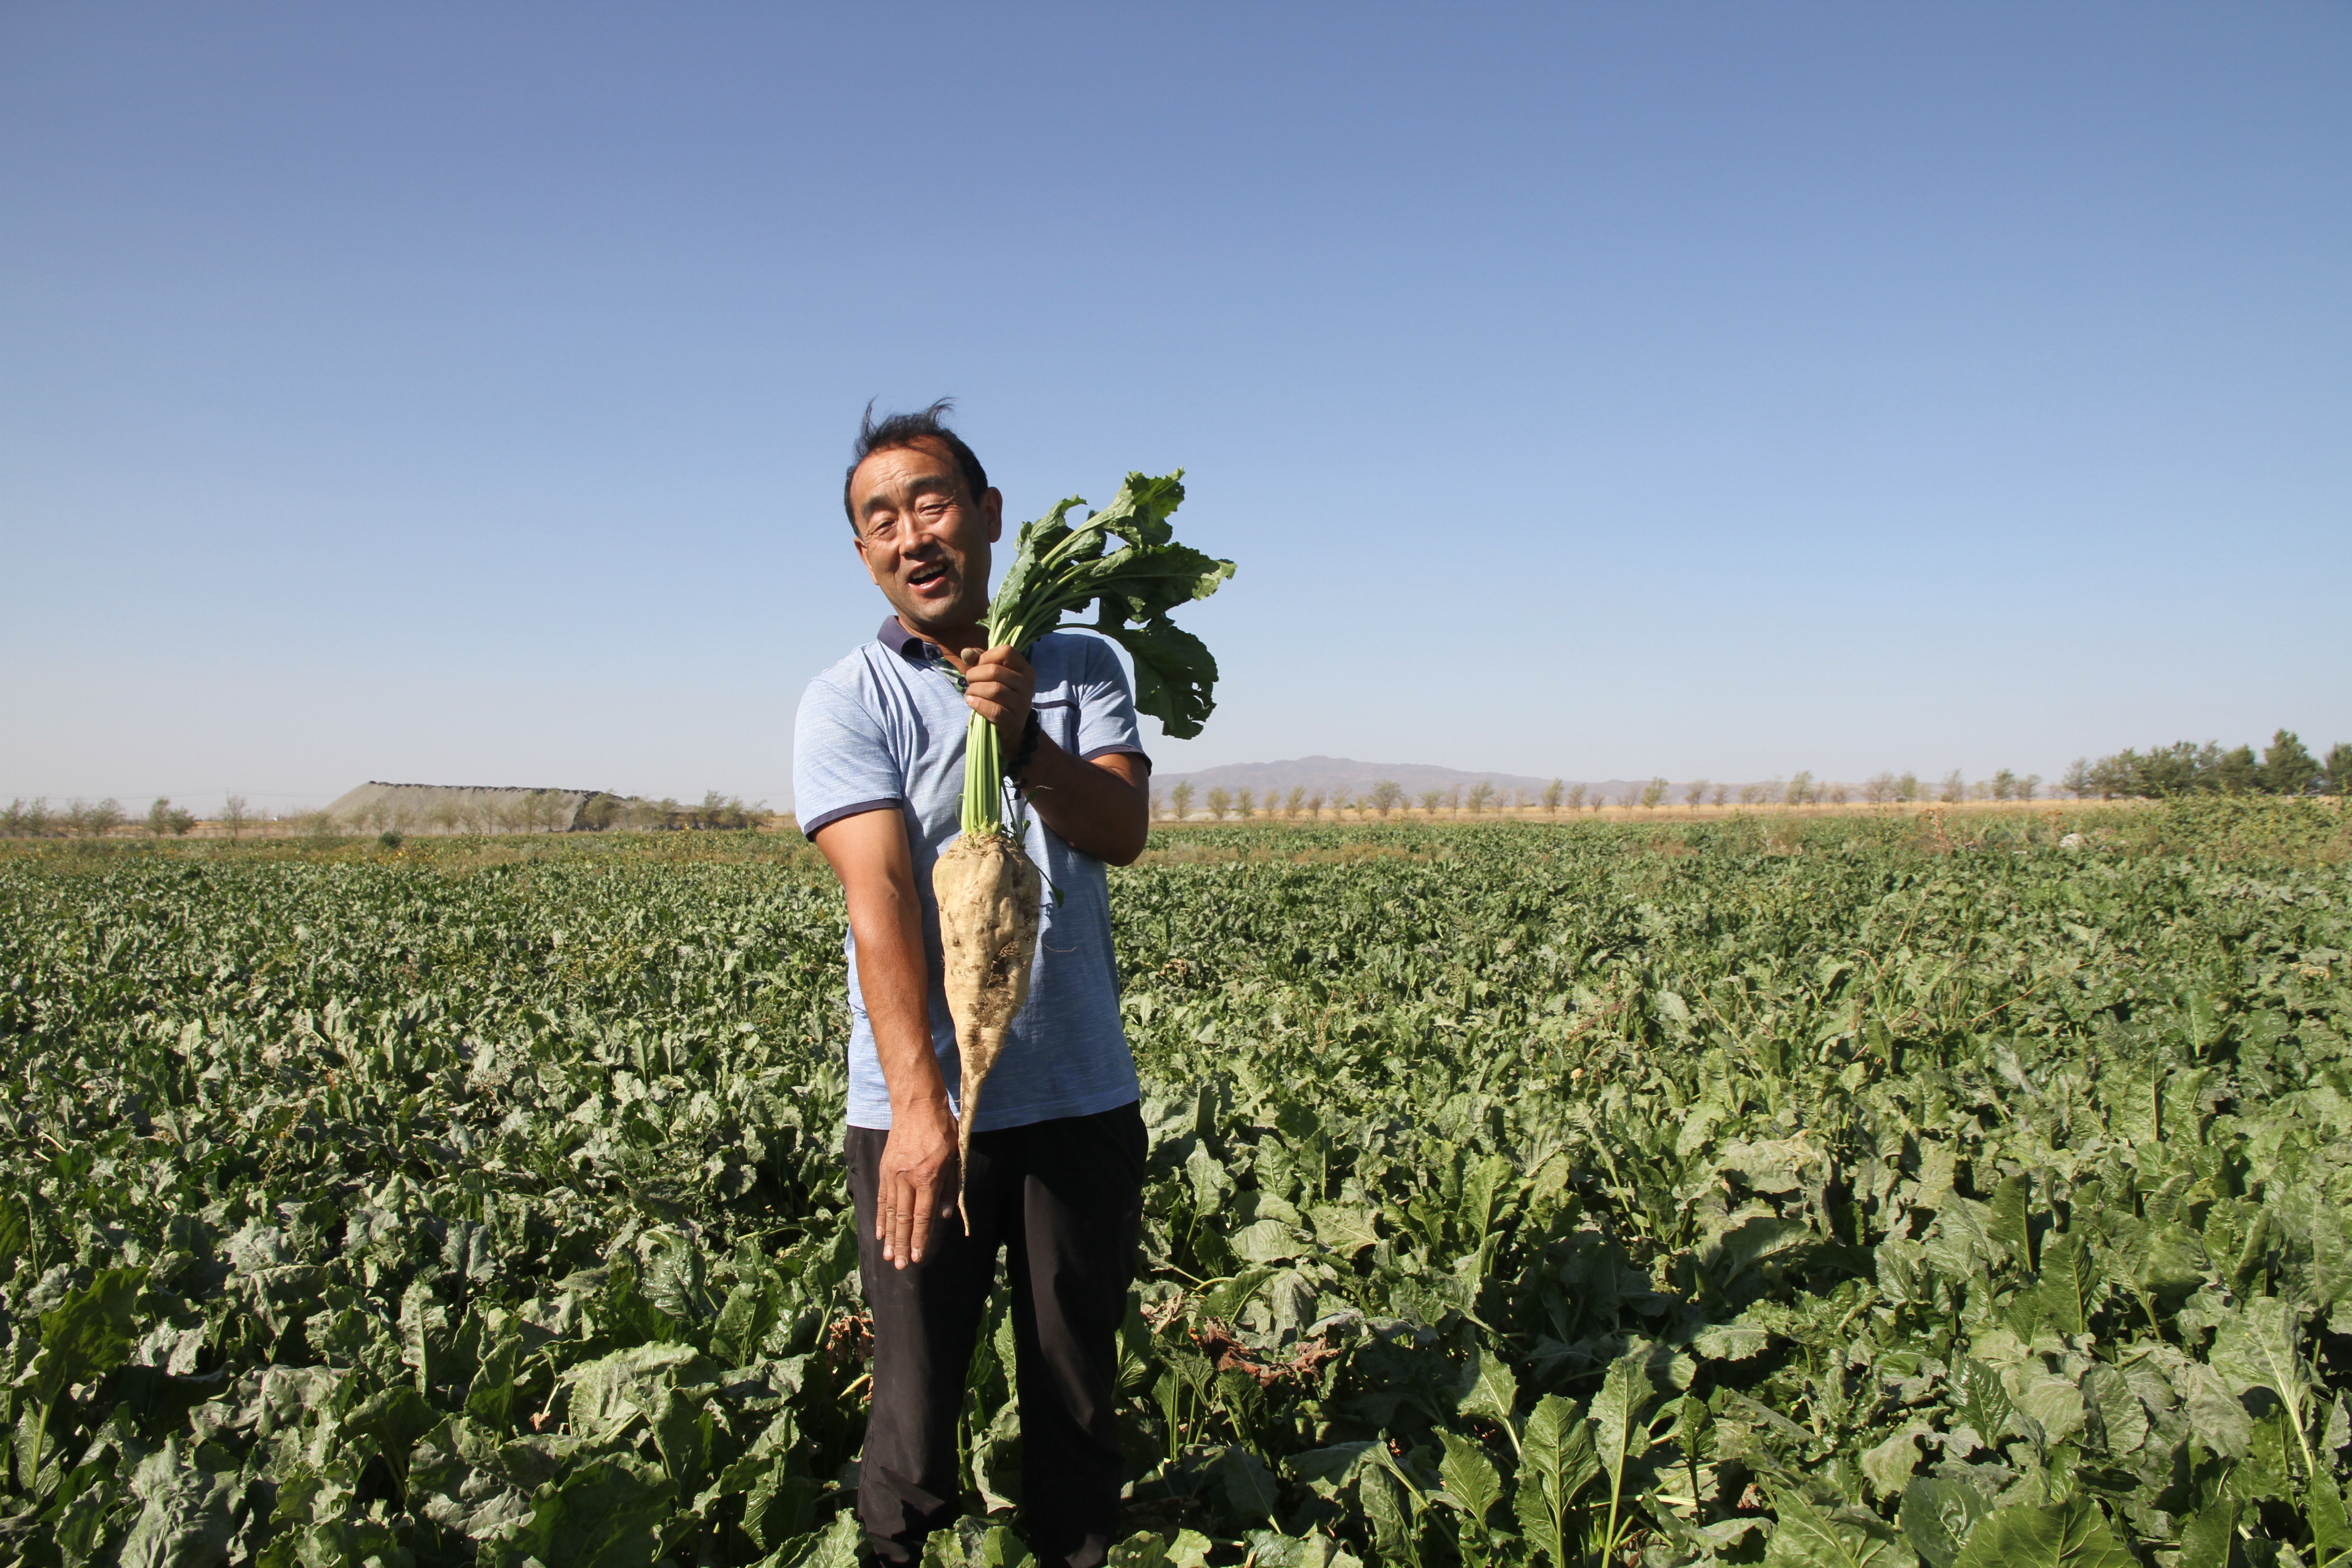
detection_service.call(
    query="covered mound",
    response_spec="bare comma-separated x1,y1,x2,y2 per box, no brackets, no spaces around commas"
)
322,781,618,833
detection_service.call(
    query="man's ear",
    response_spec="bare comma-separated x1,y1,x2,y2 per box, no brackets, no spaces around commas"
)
982,486,1004,543
852,531,882,584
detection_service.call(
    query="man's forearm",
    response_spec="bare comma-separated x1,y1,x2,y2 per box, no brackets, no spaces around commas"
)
816,810,949,1110
815,808,960,1265
1018,741,1149,865
848,877,949,1112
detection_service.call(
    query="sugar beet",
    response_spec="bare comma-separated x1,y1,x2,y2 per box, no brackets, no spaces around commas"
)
931,828,1041,1225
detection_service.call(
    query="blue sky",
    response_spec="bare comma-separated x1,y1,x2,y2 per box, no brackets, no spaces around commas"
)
4,3,2346,812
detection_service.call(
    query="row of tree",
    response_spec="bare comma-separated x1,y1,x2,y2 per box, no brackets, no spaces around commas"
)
1143,731,2348,820
1151,780,1558,822
0,793,410,840
569,792,764,833
0,797,203,838
0,789,773,839
326,789,770,837
2060,730,2350,800
1142,771,2047,819
341,791,582,837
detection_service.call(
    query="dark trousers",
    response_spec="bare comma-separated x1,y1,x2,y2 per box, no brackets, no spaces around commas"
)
846,1102,1146,1568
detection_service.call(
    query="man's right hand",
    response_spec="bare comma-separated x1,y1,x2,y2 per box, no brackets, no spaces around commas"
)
879,1096,960,1267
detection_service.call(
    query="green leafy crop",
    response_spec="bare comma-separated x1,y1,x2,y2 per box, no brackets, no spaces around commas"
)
2,799,2349,1566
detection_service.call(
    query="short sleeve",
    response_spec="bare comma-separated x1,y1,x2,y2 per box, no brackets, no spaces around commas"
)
1073,638,1149,769
794,672,905,838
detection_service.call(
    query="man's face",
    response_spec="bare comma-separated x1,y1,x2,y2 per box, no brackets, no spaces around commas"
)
847,438,1003,635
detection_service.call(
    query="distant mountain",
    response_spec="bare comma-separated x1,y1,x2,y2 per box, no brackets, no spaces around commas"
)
1150,755,1641,803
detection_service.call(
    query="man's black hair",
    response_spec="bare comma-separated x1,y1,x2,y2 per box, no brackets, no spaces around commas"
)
843,399,989,529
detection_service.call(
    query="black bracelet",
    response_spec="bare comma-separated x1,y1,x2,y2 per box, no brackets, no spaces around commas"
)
1009,709,1044,782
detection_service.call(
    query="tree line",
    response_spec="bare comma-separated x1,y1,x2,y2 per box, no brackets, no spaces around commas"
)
1152,780,1555,822
326,789,772,838
1143,729,2350,821
1143,772,2036,820
0,789,772,839
2060,730,2348,800
0,797,201,838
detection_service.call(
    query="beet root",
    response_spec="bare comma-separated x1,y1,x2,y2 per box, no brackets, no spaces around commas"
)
931,828,1042,1227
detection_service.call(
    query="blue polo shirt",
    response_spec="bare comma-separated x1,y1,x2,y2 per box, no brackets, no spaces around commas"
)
793,618,1149,1132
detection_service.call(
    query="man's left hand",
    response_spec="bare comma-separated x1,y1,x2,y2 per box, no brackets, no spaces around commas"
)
956,645,1034,749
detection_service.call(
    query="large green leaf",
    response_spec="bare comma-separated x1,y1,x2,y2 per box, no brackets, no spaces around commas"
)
768,1509,864,1568
1454,1348,1519,1434
1362,1461,1421,1566
1952,1359,2012,1446
1988,1175,2034,1270
1588,1350,1660,1500
2177,1360,2255,1460
1461,1153,1525,1247
1764,1491,1916,1567
2308,1475,2352,1568
1107,1534,1171,1568
709,1280,770,1368
920,1516,1039,1568
1702,1215,1812,1296
343,1382,437,1464
2108,1059,2161,1147
2014,1369,2087,1446
31,1265,147,1406
2167,1067,2214,1139
1086,470,1187,550
466,1331,524,1429
2209,1298,2309,1449
2078,1362,2148,1457
1860,1426,1926,1499
1901,1477,1992,1568
1925,1196,2000,1280
1090,617,1223,740
2313,1208,2352,1324
2175,1498,2239,1568
115,1438,238,1568
1231,1218,1301,1264
560,1342,720,1442
1436,1430,1503,1524
1947,1496,2134,1568
1308,1204,1381,1258
1514,1394,1597,1568
0,1194,28,1277
1287,1441,1380,1490
1215,1445,1279,1525
1062,543,1235,625
2035,1234,2095,1338
970,1396,1022,1514
2128,1220,2213,1296
1693,1320,1774,1361
485,1452,677,1568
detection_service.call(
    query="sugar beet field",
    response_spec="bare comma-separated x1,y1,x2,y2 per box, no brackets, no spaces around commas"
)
5,805,2351,1568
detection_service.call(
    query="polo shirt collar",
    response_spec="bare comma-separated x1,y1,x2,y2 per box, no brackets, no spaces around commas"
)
877,616,943,664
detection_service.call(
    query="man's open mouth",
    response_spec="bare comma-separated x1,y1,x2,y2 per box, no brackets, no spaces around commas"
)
907,564,949,592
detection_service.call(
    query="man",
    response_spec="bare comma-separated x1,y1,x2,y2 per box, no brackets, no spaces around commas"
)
793,403,1153,1568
